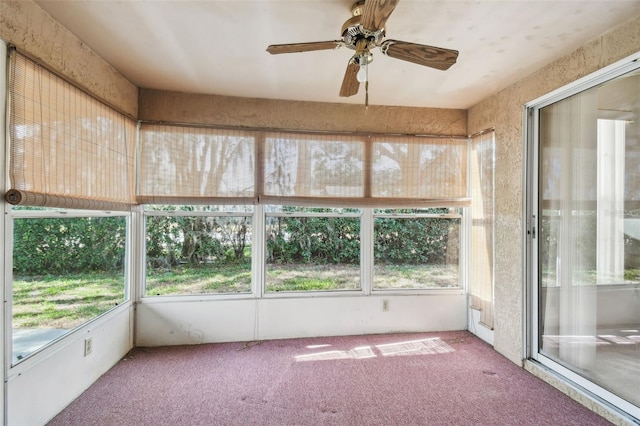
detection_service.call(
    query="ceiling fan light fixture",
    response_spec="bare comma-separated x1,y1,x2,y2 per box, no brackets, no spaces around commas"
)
357,62,368,83
356,51,373,82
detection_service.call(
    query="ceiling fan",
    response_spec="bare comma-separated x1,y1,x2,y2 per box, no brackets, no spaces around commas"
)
266,0,459,103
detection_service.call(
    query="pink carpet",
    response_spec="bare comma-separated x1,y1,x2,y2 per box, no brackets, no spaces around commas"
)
48,331,611,425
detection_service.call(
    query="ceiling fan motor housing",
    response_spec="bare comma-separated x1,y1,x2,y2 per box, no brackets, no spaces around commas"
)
341,1,385,51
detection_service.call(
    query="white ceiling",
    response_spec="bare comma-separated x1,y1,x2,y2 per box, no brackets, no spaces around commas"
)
36,0,640,109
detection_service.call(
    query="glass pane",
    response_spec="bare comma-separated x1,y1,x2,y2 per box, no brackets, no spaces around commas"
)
374,207,460,215
145,204,254,213
12,216,127,364
538,69,640,408
266,205,361,215
373,215,460,289
265,210,360,292
145,214,252,296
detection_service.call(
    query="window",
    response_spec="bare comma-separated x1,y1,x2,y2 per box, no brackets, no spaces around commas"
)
11,208,128,364
143,204,465,296
137,126,470,296
265,206,361,292
373,208,461,290
528,63,640,417
6,50,135,365
144,205,253,296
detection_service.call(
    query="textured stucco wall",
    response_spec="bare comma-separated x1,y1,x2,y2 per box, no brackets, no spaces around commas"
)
468,15,640,365
0,0,138,118
139,89,467,136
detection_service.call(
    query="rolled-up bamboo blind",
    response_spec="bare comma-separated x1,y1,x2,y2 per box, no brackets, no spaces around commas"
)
139,124,470,208
7,51,136,211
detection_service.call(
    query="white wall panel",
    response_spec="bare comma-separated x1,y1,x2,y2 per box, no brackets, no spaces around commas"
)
136,294,467,347
7,307,132,426
136,299,258,346
468,308,494,345
258,295,466,340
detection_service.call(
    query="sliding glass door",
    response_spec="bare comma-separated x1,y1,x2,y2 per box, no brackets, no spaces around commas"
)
530,64,640,419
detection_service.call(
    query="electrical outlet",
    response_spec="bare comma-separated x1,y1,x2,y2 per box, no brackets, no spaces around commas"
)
84,337,93,356
382,299,389,311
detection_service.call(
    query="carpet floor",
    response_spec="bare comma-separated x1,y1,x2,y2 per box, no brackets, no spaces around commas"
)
48,331,611,425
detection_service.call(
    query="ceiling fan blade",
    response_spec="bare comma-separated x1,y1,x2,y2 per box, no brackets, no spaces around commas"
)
339,61,360,97
380,40,458,70
266,40,343,54
361,0,399,32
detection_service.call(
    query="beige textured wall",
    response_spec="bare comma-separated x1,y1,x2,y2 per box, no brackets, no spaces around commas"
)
139,89,467,136
0,0,138,118
468,15,640,364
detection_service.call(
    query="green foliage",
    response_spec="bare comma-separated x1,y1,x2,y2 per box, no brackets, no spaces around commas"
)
265,208,454,267
374,217,454,265
14,206,455,278
624,269,640,282
266,215,361,265
146,212,250,270
13,217,126,276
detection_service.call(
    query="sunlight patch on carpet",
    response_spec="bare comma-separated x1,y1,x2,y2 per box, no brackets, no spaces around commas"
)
295,346,376,362
295,337,455,362
377,337,454,357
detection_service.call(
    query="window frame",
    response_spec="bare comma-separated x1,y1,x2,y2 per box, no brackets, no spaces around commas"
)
142,205,256,300
140,204,467,300
6,207,132,367
263,205,364,296
371,208,464,292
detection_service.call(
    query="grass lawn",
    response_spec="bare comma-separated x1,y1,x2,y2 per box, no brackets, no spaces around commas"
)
146,264,252,295
13,263,461,330
373,264,459,288
13,272,125,330
266,263,361,292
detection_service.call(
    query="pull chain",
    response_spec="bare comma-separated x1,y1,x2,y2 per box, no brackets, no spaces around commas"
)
365,80,369,109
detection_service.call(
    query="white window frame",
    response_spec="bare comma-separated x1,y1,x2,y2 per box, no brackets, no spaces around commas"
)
371,208,465,294
6,207,132,368
262,205,364,298
142,206,257,301
140,204,466,300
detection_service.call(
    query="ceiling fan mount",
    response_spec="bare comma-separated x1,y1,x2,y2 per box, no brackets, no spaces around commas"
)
266,0,459,100
340,1,385,52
